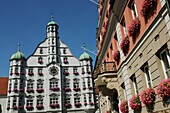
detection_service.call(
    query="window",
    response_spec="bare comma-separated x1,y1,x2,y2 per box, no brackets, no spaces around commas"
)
20,67,24,74
28,68,33,75
9,80,12,92
50,78,58,88
143,65,152,88
84,95,87,103
63,48,66,54
64,79,70,88
63,57,68,63
130,74,138,94
83,79,86,88
64,68,68,73
52,47,55,53
89,94,92,102
73,67,78,73
40,48,43,54
15,67,19,74
14,79,18,89
37,80,43,89
121,17,127,37
65,94,71,104
52,38,55,44
86,65,90,72
26,97,33,106
160,49,170,78
38,56,43,63
37,97,43,106
7,98,10,107
50,95,59,104
121,83,126,99
87,78,91,87
129,1,138,19
74,94,80,103
73,78,80,88
27,80,34,89
13,96,17,107
38,68,43,75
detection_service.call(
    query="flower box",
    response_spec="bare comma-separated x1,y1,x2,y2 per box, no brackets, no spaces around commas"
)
50,87,60,91
15,72,19,75
84,102,87,106
87,71,91,74
18,106,24,109
73,87,80,91
50,103,59,108
73,72,79,75
28,72,34,76
64,60,68,64
83,87,86,90
36,88,44,93
36,105,44,109
156,78,170,101
13,88,18,93
26,89,34,93
64,103,71,107
26,105,33,110
140,0,157,20
12,106,18,110
19,88,24,92
63,72,69,75
64,88,71,92
130,95,141,110
88,86,93,90
82,71,85,74
38,60,43,63
120,100,128,113
113,50,120,62
89,102,94,106
20,72,25,75
75,102,81,107
128,18,141,39
140,88,156,106
120,37,130,55
38,72,43,75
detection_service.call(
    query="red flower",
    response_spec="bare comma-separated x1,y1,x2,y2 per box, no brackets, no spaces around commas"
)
140,0,157,19
120,100,128,113
140,88,156,105
130,95,141,110
120,37,130,55
113,50,120,62
156,78,170,99
128,18,141,38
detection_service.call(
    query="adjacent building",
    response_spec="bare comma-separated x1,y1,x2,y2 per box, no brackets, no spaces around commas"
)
94,0,170,113
6,17,96,113
0,77,8,113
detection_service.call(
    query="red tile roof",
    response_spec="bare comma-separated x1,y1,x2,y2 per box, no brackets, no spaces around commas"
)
0,77,8,96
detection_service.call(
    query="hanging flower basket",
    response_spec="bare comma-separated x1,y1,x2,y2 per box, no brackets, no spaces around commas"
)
84,102,87,106
64,103,71,107
26,88,34,93
63,72,69,75
130,95,142,110
120,100,128,113
36,88,44,93
50,103,59,108
113,50,120,62
73,87,80,91
140,0,158,20
140,88,156,106
128,18,141,39
64,88,71,92
156,78,170,103
120,37,130,55
75,102,81,107
89,102,94,106
36,105,44,109
26,105,34,110
50,87,60,91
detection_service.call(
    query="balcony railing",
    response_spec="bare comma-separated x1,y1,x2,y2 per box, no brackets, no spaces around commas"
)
94,62,116,78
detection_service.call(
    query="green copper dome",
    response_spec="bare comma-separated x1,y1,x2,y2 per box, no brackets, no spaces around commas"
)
10,44,25,60
79,52,92,61
47,21,56,25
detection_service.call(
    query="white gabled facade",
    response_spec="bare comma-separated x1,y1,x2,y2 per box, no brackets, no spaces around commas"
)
6,17,96,113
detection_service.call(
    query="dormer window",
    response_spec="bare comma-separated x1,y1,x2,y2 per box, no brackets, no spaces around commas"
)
38,68,43,75
28,68,34,75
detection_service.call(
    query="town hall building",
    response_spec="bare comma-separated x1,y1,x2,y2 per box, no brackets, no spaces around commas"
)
6,17,96,113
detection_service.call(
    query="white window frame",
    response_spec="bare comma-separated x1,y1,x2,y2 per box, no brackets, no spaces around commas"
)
74,96,80,103
37,80,43,89
50,78,58,88
27,98,33,106
160,49,170,79
14,80,18,89
131,75,138,94
65,95,70,103
13,97,17,106
73,79,79,88
130,1,138,19
143,65,152,88
37,98,43,105
27,80,34,89
65,79,70,88
50,96,58,104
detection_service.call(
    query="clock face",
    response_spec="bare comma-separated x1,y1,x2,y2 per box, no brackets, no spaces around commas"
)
49,66,58,76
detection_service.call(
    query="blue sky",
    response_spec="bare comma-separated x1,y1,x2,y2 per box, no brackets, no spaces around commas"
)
0,0,98,76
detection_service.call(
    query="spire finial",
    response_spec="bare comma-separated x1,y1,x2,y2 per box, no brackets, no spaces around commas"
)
51,15,54,21
18,43,20,51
